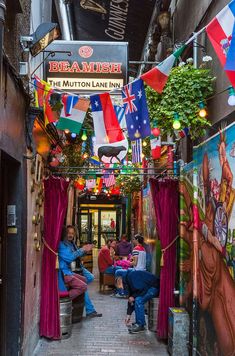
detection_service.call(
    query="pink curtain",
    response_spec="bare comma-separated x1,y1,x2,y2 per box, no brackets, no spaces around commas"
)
150,178,179,339
40,176,69,339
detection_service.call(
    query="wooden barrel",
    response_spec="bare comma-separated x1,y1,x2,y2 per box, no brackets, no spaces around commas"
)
81,250,93,272
148,298,159,332
72,293,85,323
60,297,72,339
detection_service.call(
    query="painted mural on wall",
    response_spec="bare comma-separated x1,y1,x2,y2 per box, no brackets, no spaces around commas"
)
143,183,157,242
179,123,235,356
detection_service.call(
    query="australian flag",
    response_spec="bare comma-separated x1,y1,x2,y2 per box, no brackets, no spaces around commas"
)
122,78,151,141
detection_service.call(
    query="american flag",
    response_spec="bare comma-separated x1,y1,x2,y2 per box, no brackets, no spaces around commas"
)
103,170,116,187
132,139,142,163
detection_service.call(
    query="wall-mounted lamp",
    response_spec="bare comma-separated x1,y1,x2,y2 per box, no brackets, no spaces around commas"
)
20,22,60,57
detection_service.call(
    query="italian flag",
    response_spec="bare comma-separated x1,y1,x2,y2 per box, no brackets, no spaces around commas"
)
57,95,90,134
150,135,161,159
141,45,186,93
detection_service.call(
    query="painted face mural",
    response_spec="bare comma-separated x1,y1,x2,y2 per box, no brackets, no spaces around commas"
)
179,123,235,356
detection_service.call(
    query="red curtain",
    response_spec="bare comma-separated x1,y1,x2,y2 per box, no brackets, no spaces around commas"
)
40,176,69,339
150,178,179,339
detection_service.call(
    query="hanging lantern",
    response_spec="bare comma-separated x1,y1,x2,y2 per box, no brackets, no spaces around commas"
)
81,129,87,141
172,113,181,130
227,86,235,106
198,101,207,118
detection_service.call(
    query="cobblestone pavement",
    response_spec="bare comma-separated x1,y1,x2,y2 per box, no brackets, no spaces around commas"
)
34,254,168,356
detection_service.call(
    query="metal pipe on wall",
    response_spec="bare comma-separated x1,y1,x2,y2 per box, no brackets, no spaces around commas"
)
54,0,73,40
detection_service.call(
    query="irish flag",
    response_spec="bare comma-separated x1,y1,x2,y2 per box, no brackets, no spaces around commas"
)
57,95,90,134
141,46,186,93
150,135,161,159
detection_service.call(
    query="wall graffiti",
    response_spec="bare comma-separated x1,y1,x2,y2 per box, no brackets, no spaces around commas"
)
179,123,235,356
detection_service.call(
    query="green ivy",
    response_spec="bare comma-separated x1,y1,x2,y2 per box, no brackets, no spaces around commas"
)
146,65,215,140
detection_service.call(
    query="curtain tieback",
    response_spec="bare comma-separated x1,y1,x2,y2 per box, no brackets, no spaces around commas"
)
160,235,179,267
42,237,59,269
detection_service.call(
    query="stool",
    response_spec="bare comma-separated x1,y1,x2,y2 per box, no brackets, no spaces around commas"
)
72,293,85,323
59,295,72,339
99,273,115,291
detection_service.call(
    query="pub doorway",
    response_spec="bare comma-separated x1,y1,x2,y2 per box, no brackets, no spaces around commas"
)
78,206,121,248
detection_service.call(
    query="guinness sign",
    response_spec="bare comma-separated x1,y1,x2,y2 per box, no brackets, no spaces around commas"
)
44,40,128,93
70,0,156,64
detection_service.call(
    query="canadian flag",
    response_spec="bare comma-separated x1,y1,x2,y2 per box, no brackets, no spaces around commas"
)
150,135,161,159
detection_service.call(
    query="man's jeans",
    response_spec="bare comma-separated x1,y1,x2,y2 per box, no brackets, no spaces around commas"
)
135,287,158,326
104,265,122,275
82,267,96,315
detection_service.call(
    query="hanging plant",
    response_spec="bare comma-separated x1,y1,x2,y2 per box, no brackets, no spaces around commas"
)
146,64,215,140
116,174,143,194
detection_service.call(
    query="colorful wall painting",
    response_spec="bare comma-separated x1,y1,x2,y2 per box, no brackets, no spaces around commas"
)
179,123,235,356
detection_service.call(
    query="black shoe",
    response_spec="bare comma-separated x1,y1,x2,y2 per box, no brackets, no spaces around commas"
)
86,311,102,318
128,324,146,333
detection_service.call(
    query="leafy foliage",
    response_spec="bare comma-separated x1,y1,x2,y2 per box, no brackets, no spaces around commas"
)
116,173,143,194
146,65,215,140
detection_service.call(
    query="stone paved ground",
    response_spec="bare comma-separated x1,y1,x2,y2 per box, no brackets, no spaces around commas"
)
34,253,168,356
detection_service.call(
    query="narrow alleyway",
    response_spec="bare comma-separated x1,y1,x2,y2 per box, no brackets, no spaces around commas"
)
34,252,167,356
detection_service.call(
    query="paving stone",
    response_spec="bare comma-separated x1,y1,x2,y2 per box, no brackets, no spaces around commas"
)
33,267,167,356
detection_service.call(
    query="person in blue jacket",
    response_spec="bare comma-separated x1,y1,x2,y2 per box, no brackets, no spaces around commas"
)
58,225,102,318
121,269,160,333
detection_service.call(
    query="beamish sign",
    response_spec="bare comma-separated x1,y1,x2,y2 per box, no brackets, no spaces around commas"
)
44,41,128,93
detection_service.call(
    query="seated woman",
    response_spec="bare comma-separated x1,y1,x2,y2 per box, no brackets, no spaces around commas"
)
114,234,147,297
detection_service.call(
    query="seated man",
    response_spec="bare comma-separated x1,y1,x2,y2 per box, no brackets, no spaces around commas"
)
58,225,102,318
98,238,122,274
116,234,132,257
120,269,160,333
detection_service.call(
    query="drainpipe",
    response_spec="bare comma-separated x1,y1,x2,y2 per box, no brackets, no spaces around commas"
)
0,0,6,88
54,0,73,40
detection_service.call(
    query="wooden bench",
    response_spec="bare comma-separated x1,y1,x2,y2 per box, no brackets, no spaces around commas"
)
99,273,115,292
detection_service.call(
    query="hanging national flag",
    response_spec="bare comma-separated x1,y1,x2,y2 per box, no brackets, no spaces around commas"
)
90,93,125,144
141,46,186,93
89,156,100,166
103,171,116,187
34,76,46,108
90,93,128,164
57,96,90,135
95,177,103,192
114,105,126,130
178,127,190,138
150,135,161,160
122,79,151,141
43,83,60,126
131,139,142,164
206,0,235,86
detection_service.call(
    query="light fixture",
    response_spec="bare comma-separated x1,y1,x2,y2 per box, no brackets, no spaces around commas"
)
128,148,132,153
20,22,60,57
143,140,147,147
173,113,181,130
228,86,235,106
83,153,89,159
81,130,87,141
198,101,207,118
71,133,76,138
64,129,70,134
